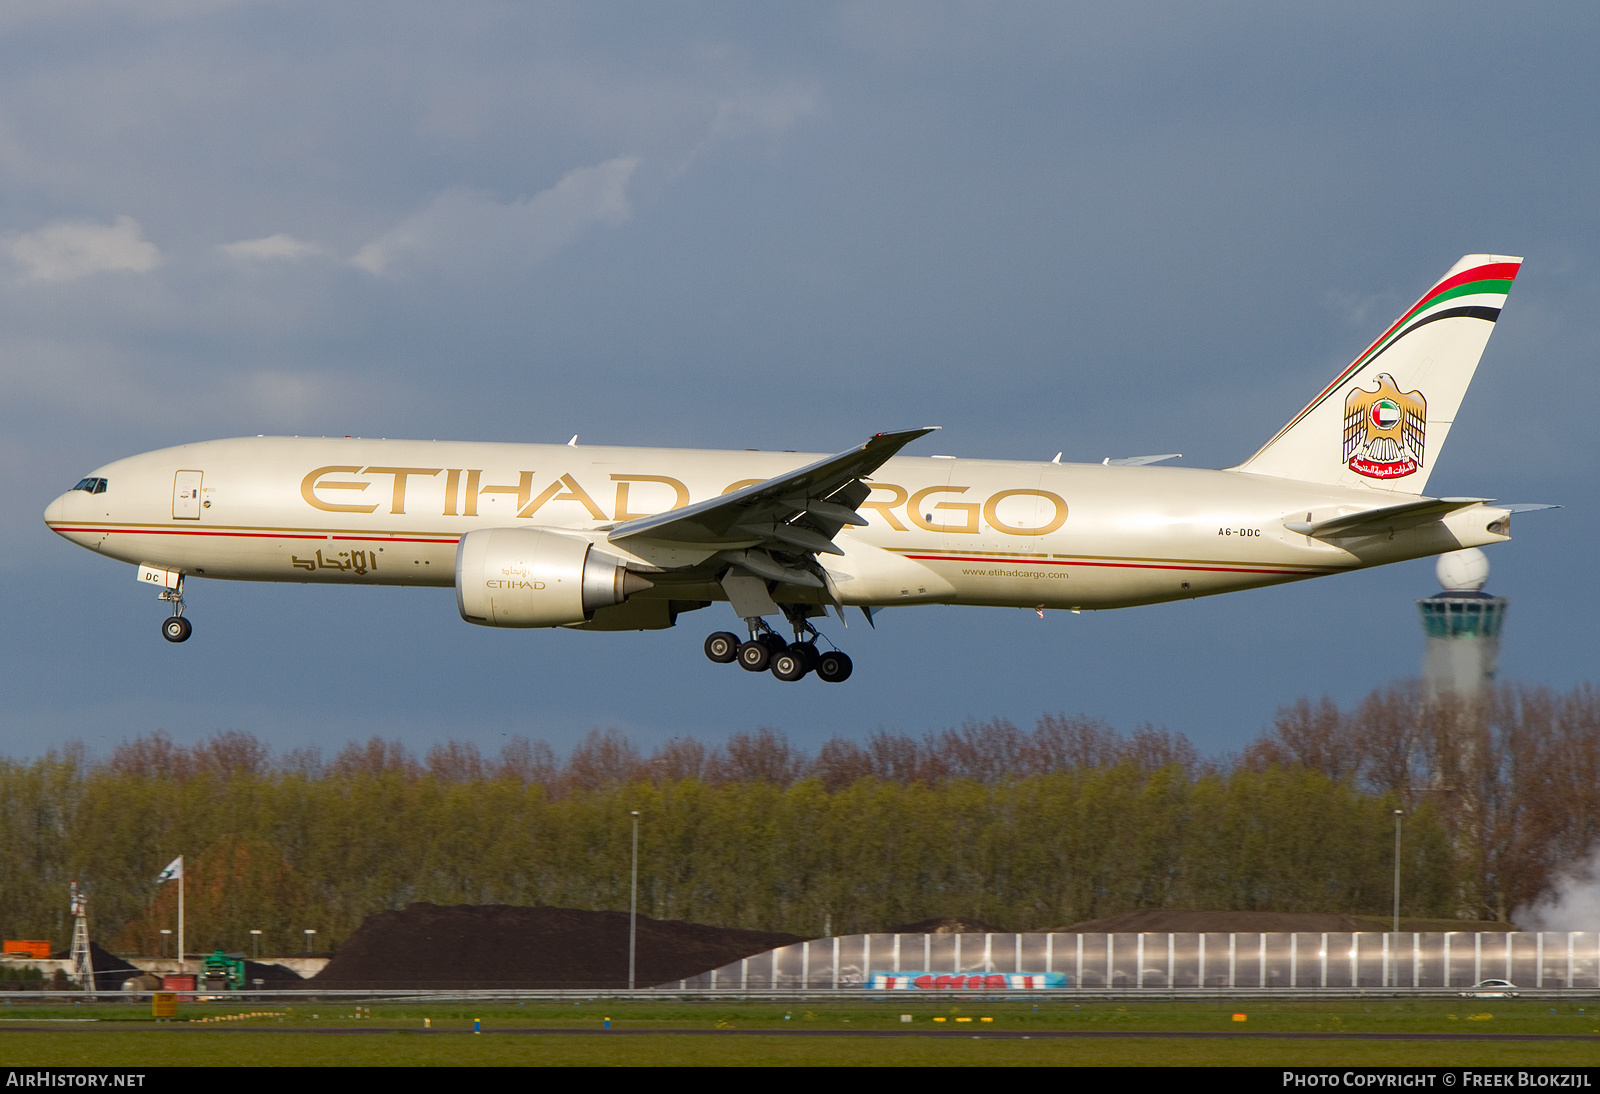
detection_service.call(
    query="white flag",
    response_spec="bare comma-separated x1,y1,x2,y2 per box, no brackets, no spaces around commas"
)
155,856,182,883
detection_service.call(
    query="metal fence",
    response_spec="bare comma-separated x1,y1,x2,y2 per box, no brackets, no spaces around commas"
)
671,932,1600,992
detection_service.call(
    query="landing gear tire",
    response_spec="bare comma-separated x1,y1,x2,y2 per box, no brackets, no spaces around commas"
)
757,632,787,656
815,650,852,683
704,631,740,664
770,647,810,682
737,640,771,672
162,616,192,643
792,641,820,671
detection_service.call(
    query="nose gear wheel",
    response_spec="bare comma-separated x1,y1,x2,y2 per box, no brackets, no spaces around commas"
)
157,575,192,643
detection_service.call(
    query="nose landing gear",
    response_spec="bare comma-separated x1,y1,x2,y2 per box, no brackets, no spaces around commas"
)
158,576,192,643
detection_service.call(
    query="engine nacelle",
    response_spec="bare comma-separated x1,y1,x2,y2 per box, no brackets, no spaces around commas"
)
455,528,650,627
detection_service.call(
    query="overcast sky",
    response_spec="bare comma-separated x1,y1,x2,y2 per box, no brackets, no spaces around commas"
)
3,1,1595,761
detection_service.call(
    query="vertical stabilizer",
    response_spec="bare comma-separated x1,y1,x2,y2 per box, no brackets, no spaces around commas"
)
1235,254,1522,494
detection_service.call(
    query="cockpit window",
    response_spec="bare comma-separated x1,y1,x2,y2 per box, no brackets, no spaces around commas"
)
72,478,108,495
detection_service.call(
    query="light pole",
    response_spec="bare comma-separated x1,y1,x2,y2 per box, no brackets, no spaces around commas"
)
1391,807,1404,987
1392,809,1403,936
629,810,640,991
249,930,262,960
304,929,316,956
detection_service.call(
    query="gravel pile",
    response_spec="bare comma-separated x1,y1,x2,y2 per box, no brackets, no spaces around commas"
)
311,903,807,989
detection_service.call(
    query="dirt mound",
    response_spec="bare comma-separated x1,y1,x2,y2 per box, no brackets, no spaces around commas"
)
1042,910,1490,933
311,904,808,989
885,917,1005,934
243,960,303,985
46,943,143,990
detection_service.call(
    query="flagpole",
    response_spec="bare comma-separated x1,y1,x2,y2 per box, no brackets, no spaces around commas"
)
155,856,185,974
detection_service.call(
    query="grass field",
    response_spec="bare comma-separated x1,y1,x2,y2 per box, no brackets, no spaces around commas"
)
3,998,1599,1067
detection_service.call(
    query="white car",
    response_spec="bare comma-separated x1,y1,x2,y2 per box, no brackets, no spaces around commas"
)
1459,979,1519,998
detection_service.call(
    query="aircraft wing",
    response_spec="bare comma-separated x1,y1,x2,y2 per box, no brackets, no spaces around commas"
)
1283,497,1494,540
608,428,938,565
1102,453,1182,466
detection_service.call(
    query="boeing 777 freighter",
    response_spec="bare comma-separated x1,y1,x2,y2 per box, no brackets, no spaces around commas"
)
45,255,1551,682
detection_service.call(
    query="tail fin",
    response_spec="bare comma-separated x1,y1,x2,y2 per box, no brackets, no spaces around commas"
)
1234,254,1522,494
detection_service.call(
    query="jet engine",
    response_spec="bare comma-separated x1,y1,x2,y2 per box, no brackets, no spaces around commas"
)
455,528,652,627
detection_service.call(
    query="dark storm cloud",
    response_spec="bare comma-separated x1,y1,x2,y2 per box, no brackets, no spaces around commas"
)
2,2,1594,758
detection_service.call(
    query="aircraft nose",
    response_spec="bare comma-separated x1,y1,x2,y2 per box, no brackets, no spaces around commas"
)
44,492,69,527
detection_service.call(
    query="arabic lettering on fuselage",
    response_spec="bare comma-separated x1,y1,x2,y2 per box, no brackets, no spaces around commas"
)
290,548,377,574
300,466,1068,536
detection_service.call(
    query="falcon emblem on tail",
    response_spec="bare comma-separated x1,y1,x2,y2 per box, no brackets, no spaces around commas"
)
1343,373,1426,480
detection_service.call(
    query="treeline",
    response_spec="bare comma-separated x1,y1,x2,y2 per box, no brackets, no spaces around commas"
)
89,715,1204,792
1241,683,1600,923
0,683,1591,953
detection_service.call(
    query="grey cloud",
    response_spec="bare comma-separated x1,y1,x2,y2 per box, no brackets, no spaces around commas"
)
220,233,327,261
351,157,638,278
9,215,161,282
4,3,1599,762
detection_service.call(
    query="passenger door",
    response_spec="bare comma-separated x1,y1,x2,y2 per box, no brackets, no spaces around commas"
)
172,470,203,520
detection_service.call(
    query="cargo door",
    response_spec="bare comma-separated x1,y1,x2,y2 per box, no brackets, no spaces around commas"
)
172,470,203,520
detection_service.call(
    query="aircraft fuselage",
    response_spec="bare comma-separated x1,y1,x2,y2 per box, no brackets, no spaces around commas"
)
43,435,1510,613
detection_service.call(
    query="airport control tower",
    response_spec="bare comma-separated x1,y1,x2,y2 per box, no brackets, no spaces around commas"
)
1417,548,1507,701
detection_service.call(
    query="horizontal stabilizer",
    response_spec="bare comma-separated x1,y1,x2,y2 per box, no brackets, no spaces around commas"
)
1501,503,1561,514
1284,497,1492,539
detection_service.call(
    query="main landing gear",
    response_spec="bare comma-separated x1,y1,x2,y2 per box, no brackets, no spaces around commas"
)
703,612,853,683
159,576,192,643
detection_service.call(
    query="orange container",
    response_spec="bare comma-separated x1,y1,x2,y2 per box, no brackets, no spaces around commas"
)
2,940,50,958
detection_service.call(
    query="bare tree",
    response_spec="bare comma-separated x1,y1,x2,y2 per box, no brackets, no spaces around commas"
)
1123,726,1202,776
648,738,709,784
562,729,643,792
494,737,558,785
929,719,1028,782
814,738,873,792
107,731,196,780
330,737,420,779
1032,714,1125,772
425,741,485,782
708,728,805,786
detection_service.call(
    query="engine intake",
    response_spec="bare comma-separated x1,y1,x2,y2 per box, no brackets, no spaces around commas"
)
455,528,651,627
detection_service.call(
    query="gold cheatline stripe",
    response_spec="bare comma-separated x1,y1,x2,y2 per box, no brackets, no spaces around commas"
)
891,547,1339,572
